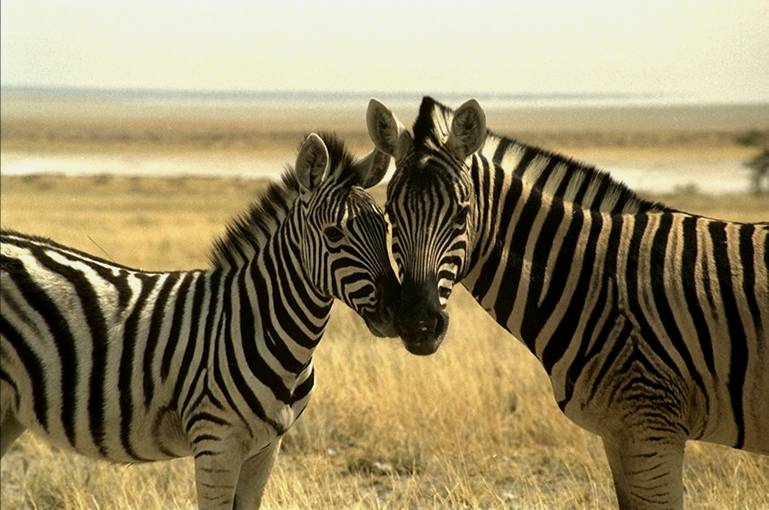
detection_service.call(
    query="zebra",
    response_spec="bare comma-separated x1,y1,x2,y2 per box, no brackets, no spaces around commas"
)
0,132,399,509
367,96,769,509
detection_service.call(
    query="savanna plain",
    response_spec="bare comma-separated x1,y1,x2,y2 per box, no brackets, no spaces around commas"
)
1,98,768,509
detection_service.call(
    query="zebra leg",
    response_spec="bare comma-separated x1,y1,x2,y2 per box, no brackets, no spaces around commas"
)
193,449,242,510
603,436,685,510
233,439,281,509
0,415,25,458
1,377,25,458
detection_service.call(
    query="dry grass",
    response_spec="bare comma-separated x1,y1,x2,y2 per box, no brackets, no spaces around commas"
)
1,175,768,509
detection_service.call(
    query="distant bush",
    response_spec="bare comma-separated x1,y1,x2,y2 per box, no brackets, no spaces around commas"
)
744,149,769,195
735,129,769,147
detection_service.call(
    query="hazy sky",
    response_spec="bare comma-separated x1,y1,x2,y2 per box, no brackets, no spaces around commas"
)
2,0,768,100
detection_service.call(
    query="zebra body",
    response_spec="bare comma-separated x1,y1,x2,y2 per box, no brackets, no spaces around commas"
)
1,133,397,508
368,97,768,509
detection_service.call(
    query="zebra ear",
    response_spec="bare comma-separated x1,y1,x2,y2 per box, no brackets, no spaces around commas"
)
295,133,330,192
366,98,412,160
447,99,486,159
353,148,391,189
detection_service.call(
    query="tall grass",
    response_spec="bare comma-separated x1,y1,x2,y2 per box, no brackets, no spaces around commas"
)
1,175,767,508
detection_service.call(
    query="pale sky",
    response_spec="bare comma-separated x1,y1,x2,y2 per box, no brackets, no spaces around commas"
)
2,0,768,101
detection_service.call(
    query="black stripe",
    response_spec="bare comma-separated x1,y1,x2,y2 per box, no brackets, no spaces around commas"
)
0,316,48,429
647,213,707,397
143,273,180,408
170,273,207,410
191,433,220,445
291,368,315,404
520,192,565,340
160,273,195,381
494,184,543,340
240,262,291,404
623,215,684,380
533,158,558,189
572,173,592,204
586,318,633,405
209,273,254,435
470,177,522,303
87,265,132,310
218,272,285,434
4,252,80,446
680,216,716,374
180,270,222,417
589,177,611,210
492,138,513,166
511,148,536,178
542,208,600,373
738,224,763,337
187,411,229,429
468,157,493,267
251,255,308,373
34,249,111,456
119,273,157,461
271,241,325,349
709,221,748,448
523,197,584,351
0,281,41,335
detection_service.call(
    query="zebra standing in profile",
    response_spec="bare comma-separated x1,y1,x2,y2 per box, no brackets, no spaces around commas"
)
0,132,399,509
367,97,769,509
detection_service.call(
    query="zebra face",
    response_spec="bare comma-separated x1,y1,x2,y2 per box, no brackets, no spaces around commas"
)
295,133,400,338
367,99,486,355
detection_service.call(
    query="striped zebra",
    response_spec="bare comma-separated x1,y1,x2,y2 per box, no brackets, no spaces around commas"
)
0,132,398,509
367,97,769,509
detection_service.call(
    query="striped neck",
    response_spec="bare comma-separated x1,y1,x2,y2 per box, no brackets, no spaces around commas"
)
216,201,333,377
464,158,608,367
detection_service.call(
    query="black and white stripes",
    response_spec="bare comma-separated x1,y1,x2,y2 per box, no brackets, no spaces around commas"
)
1,132,398,509
367,96,768,510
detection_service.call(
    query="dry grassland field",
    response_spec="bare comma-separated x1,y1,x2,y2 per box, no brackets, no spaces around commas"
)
2,175,768,509
1,99,768,509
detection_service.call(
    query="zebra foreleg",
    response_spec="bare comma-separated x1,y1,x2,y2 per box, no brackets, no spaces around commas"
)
193,447,242,510
233,439,281,509
602,436,685,510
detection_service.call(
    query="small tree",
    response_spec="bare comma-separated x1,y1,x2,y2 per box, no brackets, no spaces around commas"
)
744,149,769,195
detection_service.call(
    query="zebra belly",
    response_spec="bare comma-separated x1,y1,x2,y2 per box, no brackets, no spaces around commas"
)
10,387,191,463
2,347,188,462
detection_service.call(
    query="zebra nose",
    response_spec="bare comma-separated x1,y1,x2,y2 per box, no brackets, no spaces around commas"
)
415,313,446,337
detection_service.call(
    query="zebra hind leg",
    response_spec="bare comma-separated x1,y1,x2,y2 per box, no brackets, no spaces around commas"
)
233,439,281,509
603,436,685,510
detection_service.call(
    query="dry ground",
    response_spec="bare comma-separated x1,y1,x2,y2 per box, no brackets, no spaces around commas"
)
1,174,767,509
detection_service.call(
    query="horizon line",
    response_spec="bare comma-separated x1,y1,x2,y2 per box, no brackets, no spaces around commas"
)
0,83,666,100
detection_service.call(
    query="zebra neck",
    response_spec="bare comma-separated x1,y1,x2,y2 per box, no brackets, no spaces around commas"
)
464,165,608,365
221,219,334,380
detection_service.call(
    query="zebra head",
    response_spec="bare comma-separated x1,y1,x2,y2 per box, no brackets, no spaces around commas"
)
294,132,399,338
366,99,487,355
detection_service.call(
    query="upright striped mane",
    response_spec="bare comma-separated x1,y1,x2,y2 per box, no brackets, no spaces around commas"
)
210,133,356,267
414,96,666,214
210,171,301,267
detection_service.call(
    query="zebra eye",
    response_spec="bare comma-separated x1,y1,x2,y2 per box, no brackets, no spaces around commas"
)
324,226,345,242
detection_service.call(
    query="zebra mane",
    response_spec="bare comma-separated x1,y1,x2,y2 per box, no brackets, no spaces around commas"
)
413,96,666,214
209,132,356,268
